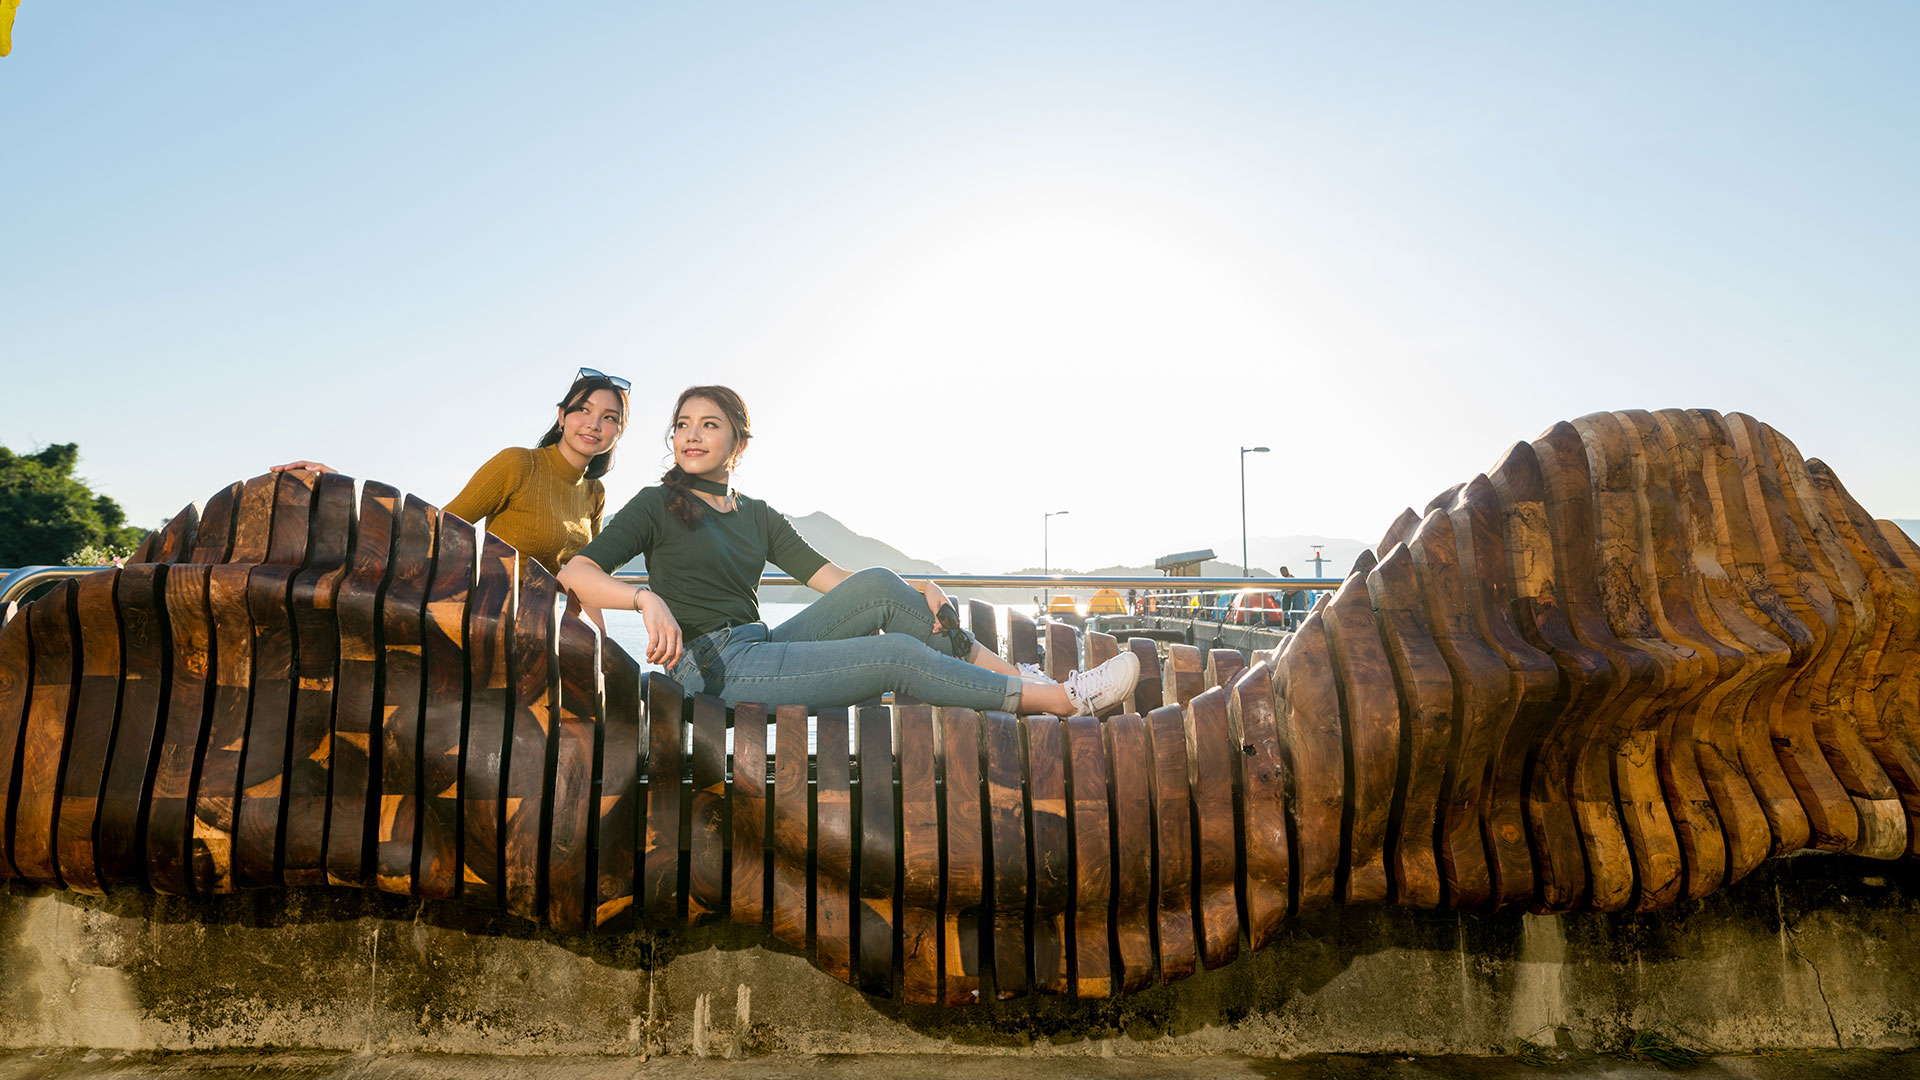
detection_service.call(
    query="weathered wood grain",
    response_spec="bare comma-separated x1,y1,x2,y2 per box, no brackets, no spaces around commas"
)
1185,687,1240,967
687,691,729,926
62,570,121,895
1067,715,1113,998
1146,703,1196,983
940,707,985,1006
548,613,599,933
985,711,1029,998
815,706,854,985
1318,572,1393,905
1104,712,1156,991
327,481,398,889
897,703,940,1005
458,535,516,908
642,672,685,928
771,703,810,952
1228,664,1290,948
283,471,356,887
416,511,474,902
1128,637,1162,714
856,704,896,997
731,701,769,930
597,637,643,931
1162,643,1204,709
1025,714,1070,994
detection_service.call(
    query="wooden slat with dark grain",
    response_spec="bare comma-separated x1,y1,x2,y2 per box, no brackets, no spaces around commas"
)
985,710,1029,999
1162,644,1204,709
1531,422,1649,912
1484,439,1608,912
1619,410,1752,898
1722,412,1854,853
1127,637,1162,715
283,471,357,887
1405,507,1509,910
1024,714,1070,995
372,495,437,896
1066,714,1112,998
1317,571,1393,905
815,706,854,985
642,672,685,928
1766,422,1904,856
730,701,769,930
856,704,896,997
1364,546,1449,910
16,581,78,887
327,481,399,889
457,536,515,908
1007,610,1040,668
60,569,122,894
548,613,600,933
1653,410,1783,885
1442,473,1560,909
415,510,475,902
1045,621,1078,684
188,483,242,565
0,602,29,880
1184,687,1239,968
1084,630,1119,670
688,691,729,926
1204,649,1244,696
1688,411,1811,858
233,470,315,890
770,704,810,952
1570,411,1693,910
1228,665,1290,949
1104,713,1155,992
1807,457,1920,854
503,568,558,922
939,707,985,1006
140,504,200,565
147,566,212,895
1146,703,1196,983
596,638,643,931
968,600,998,659
896,703,940,1005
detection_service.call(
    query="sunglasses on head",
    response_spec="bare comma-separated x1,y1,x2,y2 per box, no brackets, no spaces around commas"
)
576,367,631,391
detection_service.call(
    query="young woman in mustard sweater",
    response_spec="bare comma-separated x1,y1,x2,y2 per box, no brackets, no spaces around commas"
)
275,368,630,575
555,385,1139,717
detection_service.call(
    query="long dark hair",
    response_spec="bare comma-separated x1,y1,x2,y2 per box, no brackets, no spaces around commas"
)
662,385,752,527
536,375,630,480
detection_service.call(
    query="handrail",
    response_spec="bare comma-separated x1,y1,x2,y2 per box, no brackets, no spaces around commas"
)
1,564,1344,606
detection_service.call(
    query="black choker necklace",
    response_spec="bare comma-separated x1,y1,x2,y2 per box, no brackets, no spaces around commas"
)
686,475,731,496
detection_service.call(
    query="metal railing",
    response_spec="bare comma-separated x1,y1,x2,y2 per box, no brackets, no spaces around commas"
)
0,564,1344,607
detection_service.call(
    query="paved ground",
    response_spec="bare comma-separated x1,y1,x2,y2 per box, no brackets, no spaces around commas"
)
2,1051,1919,1080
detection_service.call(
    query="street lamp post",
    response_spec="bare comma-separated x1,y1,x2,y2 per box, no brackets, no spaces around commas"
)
1240,446,1270,577
1043,510,1069,578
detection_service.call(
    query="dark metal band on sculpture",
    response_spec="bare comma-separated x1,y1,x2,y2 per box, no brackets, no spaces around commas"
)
2,408,1918,1005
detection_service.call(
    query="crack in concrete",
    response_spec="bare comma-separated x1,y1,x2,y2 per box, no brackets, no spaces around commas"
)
1781,915,1844,1049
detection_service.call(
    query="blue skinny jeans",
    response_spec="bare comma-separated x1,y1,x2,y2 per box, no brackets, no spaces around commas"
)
667,567,1022,711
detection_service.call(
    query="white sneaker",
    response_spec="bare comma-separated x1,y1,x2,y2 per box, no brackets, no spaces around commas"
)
1018,662,1056,683
1064,651,1140,717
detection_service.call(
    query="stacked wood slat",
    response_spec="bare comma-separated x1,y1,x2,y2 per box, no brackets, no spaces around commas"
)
3,407,1918,1005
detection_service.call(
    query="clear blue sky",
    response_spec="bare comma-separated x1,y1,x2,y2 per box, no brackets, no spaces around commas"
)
4,3,1916,573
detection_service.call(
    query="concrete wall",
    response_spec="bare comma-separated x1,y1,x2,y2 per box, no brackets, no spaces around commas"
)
2,854,1916,1058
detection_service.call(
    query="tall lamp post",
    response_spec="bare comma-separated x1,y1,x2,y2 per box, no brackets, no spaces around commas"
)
1240,446,1270,577
1043,510,1070,578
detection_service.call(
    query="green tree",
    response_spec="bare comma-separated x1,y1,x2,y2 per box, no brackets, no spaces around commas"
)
0,443,148,567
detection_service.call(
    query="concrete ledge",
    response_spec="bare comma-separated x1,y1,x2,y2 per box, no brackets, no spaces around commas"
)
4,855,1918,1058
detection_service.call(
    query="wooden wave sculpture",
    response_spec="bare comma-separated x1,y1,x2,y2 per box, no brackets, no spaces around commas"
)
3,408,1919,1005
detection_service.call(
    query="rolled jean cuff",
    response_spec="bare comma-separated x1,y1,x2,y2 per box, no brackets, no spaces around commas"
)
1000,675,1022,713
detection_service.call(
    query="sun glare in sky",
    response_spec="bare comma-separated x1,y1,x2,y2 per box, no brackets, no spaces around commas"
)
3,4,1917,575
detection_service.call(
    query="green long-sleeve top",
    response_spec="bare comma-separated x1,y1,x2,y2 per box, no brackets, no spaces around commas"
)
576,486,830,638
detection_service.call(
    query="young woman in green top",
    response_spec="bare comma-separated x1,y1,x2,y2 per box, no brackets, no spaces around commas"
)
275,369,630,575
556,385,1140,717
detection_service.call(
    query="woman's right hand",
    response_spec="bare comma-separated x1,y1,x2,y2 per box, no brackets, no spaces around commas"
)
271,460,336,475
635,589,684,669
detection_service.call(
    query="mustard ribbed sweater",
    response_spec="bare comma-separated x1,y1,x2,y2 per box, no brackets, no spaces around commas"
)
445,444,605,574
